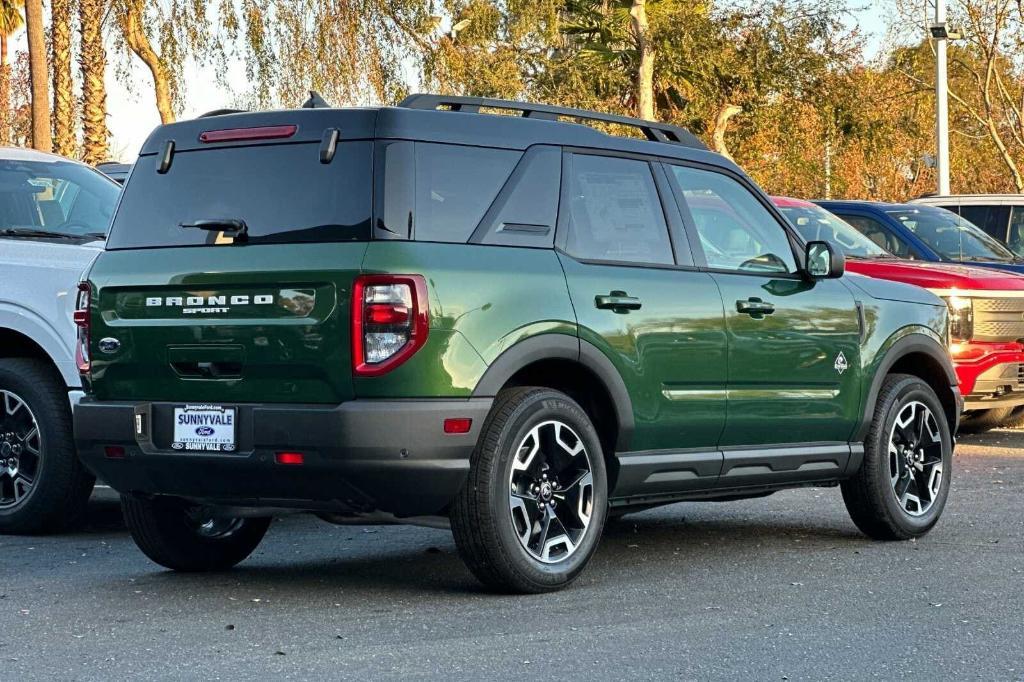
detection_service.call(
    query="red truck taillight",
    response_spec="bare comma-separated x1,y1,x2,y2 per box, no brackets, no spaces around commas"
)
74,282,91,374
351,275,429,377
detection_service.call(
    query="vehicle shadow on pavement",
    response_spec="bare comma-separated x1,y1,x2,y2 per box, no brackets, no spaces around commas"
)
129,507,867,597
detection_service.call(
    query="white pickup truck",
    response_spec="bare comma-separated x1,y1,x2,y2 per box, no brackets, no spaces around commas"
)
0,147,121,533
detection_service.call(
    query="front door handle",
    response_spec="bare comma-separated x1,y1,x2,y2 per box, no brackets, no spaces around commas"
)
596,291,643,312
736,297,775,318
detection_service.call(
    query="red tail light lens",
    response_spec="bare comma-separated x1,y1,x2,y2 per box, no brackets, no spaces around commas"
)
74,282,91,374
352,275,428,377
199,125,297,143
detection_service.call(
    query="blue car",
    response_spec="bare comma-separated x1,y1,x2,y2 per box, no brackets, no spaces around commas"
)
815,200,1024,274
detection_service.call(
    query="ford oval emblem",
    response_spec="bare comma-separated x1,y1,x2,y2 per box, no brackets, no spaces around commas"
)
98,337,121,354
195,426,215,437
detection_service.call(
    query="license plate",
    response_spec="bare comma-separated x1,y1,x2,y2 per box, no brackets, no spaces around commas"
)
171,405,237,452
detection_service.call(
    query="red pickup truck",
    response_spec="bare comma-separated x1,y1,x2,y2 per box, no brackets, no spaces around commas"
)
774,196,1024,432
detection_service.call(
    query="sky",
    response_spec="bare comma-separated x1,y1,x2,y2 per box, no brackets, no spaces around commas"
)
10,3,896,162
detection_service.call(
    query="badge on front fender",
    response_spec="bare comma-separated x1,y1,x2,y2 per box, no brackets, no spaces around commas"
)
834,351,849,375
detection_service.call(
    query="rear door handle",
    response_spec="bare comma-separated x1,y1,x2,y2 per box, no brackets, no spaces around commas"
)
595,291,643,312
736,297,775,317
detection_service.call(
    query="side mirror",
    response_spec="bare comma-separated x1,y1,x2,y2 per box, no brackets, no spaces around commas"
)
805,240,845,279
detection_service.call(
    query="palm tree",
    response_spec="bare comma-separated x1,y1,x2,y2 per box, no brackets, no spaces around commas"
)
23,0,50,151
79,0,108,163
51,0,75,156
0,0,24,146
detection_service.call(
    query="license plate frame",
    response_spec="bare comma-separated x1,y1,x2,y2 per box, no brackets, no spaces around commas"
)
171,404,237,453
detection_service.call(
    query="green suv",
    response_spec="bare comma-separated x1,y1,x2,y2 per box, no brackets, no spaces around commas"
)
74,95,961,593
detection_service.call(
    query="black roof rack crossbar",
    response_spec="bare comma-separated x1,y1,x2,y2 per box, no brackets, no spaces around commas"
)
399,94,707,150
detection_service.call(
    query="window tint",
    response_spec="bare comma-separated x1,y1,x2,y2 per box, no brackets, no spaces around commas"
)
837,214,918,259
670,166,795,274
951,205,1010,242
476,146,560,248
108,142,373,249
564,154,673,265
888,207,1015,262
0,158,119,238
414,143,520,243
1009,206,1024,257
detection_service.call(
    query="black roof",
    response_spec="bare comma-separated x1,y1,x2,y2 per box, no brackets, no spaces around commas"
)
138,94,729,171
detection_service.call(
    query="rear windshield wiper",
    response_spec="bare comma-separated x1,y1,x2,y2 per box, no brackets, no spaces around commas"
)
179,219,248,241
0,227,87,240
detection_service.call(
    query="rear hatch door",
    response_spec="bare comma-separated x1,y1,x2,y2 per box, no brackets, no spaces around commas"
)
87,110,375,405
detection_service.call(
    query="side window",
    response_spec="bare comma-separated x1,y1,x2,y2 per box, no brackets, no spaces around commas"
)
414,143,520,243
955,205,1010,242
475,146,560,248
839,214,917,258
564,154,674,265
669,165,795,274
1009,206,1024,257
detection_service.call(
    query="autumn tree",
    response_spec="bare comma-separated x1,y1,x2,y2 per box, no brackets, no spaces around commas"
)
0,0,23,146
51,0,75,156
110,0,213,124
225,0,437,108
79,0,109,163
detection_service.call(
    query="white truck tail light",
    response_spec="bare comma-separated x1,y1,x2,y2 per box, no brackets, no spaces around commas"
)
74,282,91,373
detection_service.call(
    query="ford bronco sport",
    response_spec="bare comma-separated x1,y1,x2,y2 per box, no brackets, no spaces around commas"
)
74,95,961,593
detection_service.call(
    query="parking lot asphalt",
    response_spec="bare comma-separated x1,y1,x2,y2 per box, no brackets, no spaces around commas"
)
1,432,1022,681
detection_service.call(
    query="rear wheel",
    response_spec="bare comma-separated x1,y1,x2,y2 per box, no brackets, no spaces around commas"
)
122,495,270,571
958,407,1013,434
842,374,952,540
451,387,607,593
0,359,94,534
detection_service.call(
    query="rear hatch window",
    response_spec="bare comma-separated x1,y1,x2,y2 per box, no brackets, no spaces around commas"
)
107,141,372,249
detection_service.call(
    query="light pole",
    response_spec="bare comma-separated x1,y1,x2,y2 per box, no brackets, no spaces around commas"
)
931,0,952,196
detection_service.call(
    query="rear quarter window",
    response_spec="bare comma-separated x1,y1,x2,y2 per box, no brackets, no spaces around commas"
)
413,143,521,243
107,142,372,249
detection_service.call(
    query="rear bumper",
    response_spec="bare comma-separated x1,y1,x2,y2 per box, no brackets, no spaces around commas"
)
74,398,492,517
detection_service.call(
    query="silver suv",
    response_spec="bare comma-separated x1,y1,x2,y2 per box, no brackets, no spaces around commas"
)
0,147,120,533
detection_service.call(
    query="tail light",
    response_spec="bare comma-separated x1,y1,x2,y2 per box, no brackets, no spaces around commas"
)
74,282,91,374
352,275,428,377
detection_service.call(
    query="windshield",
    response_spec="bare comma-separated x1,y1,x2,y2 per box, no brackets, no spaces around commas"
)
777,203,890,258
887,207,1017,262
0,158,119,239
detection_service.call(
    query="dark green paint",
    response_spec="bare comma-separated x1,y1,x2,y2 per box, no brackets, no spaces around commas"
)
85,235,949,458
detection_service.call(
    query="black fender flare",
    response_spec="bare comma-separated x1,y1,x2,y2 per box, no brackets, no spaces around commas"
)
855,333,958,442
471,334,635,451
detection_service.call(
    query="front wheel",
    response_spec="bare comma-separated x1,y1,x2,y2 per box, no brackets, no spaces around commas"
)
0,358,94,534
122,495,270,571
842,374,952,540
451,387,608,593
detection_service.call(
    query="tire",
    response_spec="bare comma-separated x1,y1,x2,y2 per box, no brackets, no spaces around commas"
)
0,358,94,534
958,407,1014,434
842,374,952,540
1003,405,1024,429
122,495,271,571
451,387,608,593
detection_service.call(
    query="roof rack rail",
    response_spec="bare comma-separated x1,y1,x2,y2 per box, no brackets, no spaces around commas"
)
398,93,707,150
197,108,247,118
